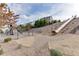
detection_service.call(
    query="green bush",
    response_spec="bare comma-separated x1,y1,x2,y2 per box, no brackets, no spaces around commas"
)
50,49,63,56
4,37,12,43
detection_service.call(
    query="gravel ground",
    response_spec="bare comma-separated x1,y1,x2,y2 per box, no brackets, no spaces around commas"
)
1,33,50,56
1,33,79,56
49,34,79,56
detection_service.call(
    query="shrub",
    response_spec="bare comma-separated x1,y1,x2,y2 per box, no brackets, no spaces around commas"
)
0,48,3,55
50,49,63,56
0,45,3,55
16,44,22,49
4,37,12,43
0,29,3,33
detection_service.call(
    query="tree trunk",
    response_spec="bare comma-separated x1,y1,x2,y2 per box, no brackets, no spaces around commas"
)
10,24,14,35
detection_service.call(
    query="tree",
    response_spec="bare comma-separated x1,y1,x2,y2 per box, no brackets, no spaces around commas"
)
58,20,61,22
0,3,7,7
25,23,32,31
17,23,33,33
34,18,49,28
17,24,25,33
0,3,7,26
0,3,19,35
53,20,57,23
34,20,40,28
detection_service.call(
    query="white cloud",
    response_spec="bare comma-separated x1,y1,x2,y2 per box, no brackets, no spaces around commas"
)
20,15,29,19
8,3,79,24
26,4,71,21
7,3,31,15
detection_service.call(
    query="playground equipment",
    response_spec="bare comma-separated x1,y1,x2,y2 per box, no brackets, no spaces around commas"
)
52,16,77,35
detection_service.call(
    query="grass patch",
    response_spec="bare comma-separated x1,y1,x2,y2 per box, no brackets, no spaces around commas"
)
4,37,12,43
50,49,63,56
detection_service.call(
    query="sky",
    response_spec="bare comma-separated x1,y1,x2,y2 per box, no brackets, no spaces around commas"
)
7,3,79,25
